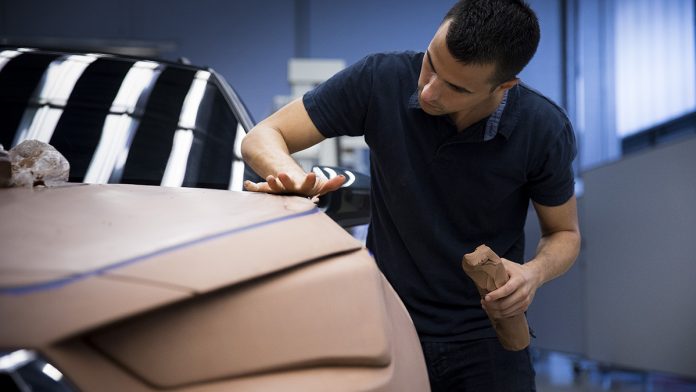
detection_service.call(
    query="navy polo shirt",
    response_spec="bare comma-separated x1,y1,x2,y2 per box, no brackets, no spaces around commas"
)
304,51,576,341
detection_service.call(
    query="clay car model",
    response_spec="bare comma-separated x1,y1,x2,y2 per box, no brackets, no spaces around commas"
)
0,47,429,391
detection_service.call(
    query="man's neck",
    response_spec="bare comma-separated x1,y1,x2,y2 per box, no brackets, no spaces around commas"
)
450,91,505,131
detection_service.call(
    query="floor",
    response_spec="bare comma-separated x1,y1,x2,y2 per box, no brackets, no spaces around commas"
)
533,349,696,392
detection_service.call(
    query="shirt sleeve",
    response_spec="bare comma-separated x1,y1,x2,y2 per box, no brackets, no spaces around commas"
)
526,122,577,206
302,55,374,138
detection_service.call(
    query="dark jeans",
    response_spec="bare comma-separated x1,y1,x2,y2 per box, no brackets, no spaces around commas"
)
420,338,536,392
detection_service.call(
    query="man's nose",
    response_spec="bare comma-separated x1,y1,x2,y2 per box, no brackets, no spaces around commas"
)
422,74,441,101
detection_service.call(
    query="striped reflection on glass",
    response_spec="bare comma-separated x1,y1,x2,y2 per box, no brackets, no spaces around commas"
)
160,70,211,187
160,129,194,187
230,122,246,191
0,50,22,72
12,54,99,146
84,61,162,184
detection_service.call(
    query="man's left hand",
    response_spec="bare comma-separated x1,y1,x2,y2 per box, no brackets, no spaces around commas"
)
481,259,542,319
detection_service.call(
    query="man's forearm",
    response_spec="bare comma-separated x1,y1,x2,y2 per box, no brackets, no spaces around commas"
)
240,99,344,196
241,126,307,180
524,230,581,287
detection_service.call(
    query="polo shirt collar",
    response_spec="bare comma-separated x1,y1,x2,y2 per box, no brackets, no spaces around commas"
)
408,85,520,141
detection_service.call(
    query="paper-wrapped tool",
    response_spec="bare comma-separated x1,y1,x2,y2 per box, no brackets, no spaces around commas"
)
462,245,530,351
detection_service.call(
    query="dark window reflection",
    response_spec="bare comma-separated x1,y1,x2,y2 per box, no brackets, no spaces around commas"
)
0,50,241,190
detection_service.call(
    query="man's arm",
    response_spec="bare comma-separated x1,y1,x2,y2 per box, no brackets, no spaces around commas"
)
241,98,345,196
482,195,581,319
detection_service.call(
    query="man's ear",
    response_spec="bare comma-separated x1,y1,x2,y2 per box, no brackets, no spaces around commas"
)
498,77,519,92
493,77,519,93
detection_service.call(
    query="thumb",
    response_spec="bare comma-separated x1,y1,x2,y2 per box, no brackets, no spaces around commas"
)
318,174,346,195
485,281,515,302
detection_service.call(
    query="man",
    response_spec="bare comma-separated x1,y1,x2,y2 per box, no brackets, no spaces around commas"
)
241,0,580,390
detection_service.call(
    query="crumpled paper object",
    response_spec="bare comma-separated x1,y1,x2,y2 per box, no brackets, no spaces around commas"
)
462,244,530,351
2,140,70,187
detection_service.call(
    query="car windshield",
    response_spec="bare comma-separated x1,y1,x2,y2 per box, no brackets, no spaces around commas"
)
0,49,244,190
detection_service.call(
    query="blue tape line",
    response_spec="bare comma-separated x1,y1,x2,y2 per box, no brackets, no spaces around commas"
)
1,207,320,296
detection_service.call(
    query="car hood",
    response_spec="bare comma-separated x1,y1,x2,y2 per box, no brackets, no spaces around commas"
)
0,184,362,347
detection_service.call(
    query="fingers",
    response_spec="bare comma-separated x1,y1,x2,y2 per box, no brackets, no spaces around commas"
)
244,171,346,198
243,176,286,194
316,174,345,196
482,278,529,318
266,175,286,193
483,294,528,318
277,172,297,192
278,171,320,196
485,280,516,302
500,302,528,318
244,180,272,193
326,174,346,191
300,172,317,193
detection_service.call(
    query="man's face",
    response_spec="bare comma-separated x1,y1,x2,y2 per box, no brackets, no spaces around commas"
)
417,21,501,117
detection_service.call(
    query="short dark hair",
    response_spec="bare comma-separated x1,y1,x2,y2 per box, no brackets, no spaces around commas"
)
444,0,540,86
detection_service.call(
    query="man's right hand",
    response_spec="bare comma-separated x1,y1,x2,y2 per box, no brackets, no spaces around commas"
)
244,171,345,199
241,98,343,200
